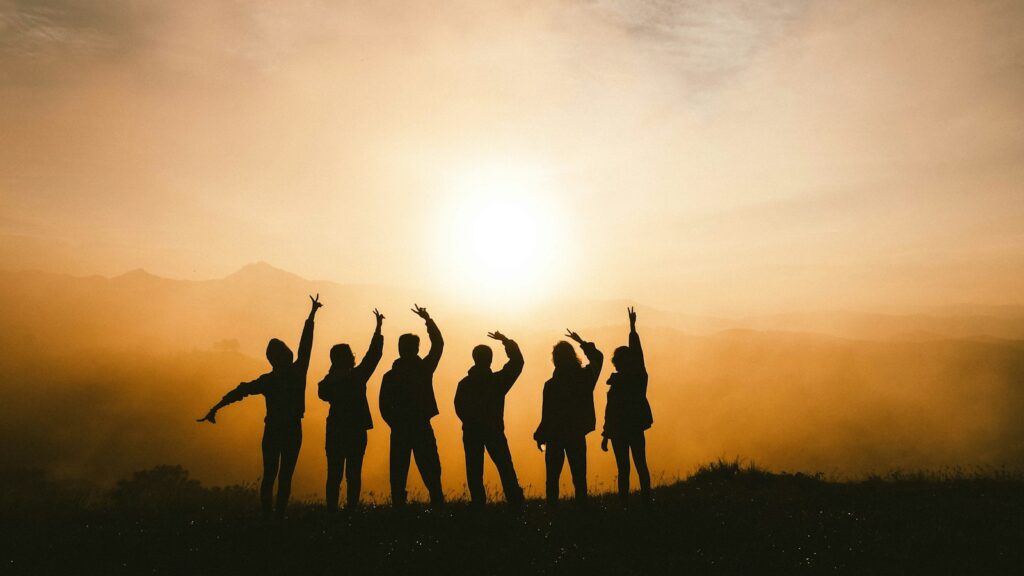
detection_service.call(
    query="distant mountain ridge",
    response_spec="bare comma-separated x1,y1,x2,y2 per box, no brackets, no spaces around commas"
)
2,263,1022,350
1,262,1022,494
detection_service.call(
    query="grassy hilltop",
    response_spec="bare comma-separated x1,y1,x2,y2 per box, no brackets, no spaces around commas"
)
3,460,1022,575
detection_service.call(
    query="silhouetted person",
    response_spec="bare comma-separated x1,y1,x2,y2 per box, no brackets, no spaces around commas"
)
534,330,603,506
600,307,653,502
318,309,385,511
198,294,323,520
454,331,525,508
379,304,445,507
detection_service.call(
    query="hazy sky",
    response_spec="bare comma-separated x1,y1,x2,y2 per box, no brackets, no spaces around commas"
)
1,0,1022,314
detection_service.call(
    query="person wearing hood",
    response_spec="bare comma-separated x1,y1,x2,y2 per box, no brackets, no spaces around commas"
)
600,307,653,502
379,304,445,507
454,331,525,508
534,329,603,506
318,308,385,511
198,294,323,520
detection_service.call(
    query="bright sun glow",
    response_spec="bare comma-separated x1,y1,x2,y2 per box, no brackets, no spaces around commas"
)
437,161,568,307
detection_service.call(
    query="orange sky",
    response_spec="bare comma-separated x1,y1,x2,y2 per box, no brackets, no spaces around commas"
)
1,0,1023,315
2,1,1024,496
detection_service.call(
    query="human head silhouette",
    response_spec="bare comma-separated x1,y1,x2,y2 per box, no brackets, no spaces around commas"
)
472,344,493,369
330,344,355,371
266,338,293,370
612,345,633,372
552,341,581,370
398,333,420,359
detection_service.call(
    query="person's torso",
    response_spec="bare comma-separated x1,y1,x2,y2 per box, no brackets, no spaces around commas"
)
325,370,374,431
605,371,653,431
261,366,306,423
543,367,596,437
458,371,506,432
385,359,439,425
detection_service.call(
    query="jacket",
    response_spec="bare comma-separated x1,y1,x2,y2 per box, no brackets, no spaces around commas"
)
318,331,383,432
602,329,653,438
534,341,603,443
379,318,443,429
220,317,315,424
454,339,524,434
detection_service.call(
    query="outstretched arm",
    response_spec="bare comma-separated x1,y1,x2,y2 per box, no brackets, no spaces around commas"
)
413,304,444,372
353,309,385,384
197,378,263,423
489,331,524,393
295,294,323,376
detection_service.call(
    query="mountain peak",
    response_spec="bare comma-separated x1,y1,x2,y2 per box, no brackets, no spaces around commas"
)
225,261,306,283
114,268,159,282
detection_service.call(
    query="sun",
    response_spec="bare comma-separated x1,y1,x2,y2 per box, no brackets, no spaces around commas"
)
436,161,567,307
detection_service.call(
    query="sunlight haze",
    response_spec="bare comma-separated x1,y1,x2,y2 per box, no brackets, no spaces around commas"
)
2,0,1020,314
1,0,1023,499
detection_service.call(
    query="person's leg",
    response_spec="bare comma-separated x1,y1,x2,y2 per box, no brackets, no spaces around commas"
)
631,431,651,499
260,425,281,520
390,429,411,506
463,431,486,506
611,436,631,501
486,432,524,506
274,421,302,519
325,426,344,511
565,435,588,503
545,441,565,507
412,424,444,506
345,430,368,509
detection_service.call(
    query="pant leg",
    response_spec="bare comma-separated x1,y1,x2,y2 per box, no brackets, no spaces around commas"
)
545,441,566,506
565,435,588,503
463,430,486,506
412,423,444,505
345,430,368,509
611,436,632,500
390,429,412,506
630,431,651,497
260,425,282,519
485,432,523,505
274,420,302,519
324,423,344,510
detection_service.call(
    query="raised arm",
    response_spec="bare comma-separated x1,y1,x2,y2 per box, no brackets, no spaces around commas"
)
353,309,385,384
488,331,524,393
412,304,444,372
628,306,647,378
295,294,323,377
566,329,604,389
580,341,604,388
197,377,264,423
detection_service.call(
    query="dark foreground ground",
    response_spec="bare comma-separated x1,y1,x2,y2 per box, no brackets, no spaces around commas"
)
3,461,1023,575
